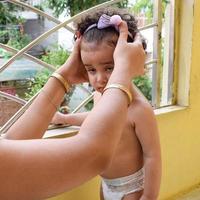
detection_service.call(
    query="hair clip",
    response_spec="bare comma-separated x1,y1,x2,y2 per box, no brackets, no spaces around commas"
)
84,14,133,40
84,14,122,33
98,14,122,30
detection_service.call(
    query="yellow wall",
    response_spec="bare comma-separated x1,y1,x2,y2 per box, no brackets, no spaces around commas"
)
158,0,200,198
48,177,100,200
49,0,200,199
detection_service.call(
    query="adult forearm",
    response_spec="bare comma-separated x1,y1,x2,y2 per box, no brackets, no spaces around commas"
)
79,73,132,168
4,78,65,139
0,137,105,199
0,83,131,200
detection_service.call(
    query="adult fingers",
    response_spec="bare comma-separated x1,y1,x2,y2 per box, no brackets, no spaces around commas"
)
117,21,128,44
73,37,82,53
133,33,143,47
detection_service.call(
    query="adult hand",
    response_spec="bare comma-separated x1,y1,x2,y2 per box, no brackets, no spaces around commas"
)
57,38,88,85
113,21,146,78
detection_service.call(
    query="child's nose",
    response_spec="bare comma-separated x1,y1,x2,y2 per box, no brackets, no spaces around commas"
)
97,73,106,84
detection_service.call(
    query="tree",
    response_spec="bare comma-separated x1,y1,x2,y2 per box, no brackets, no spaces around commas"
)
131,0,170,22
45,0,128,17
0,2,19,25
0,2,26,44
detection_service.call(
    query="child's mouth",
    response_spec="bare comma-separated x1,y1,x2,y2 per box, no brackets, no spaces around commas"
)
97,87,104,93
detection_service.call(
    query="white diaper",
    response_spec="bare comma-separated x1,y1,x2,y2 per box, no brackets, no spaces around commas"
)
101,168,144,200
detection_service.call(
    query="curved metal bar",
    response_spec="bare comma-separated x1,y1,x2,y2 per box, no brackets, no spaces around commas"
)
145,59,157,66
0,59,157,134
0,91,39,134
71,93,94,114
139,22,158,31
0,43,56,71
0,91,26,105
0,88,94,134
6,0,75,33
0,0,122,74
0,0,123,135
6,0,157,34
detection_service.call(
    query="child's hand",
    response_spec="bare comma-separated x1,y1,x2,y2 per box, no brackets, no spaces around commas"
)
57,38,89,84
114,21,145,78
51,112,67,125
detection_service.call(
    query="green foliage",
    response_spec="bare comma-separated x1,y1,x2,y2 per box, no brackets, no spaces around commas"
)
84,99,94,111
133,75,152,101
0,2,25,25
4,29,31,58
25,69,51,100
0,30,9,44
26,45,70,99
46,0,128,17
41,45,70,68
131,0,170,22
7,30,31,50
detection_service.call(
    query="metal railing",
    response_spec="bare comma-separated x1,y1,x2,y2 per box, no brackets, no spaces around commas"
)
0,0,171,135
0,0,124,134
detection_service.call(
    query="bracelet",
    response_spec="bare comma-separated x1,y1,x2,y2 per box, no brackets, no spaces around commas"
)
50,72,71,93
103,84,133,105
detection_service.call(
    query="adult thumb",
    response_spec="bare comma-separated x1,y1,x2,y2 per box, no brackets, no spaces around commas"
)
73,37,82,54
117,21,128,44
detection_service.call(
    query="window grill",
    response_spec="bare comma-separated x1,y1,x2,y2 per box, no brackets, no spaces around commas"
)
0,0,175,135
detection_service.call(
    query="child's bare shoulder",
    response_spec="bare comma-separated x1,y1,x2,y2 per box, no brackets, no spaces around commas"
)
129,96,155,122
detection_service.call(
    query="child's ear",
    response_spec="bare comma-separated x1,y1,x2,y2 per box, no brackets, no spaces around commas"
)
74,31,81,40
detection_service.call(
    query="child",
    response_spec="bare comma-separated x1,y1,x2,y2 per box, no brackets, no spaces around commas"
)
52,8,161,200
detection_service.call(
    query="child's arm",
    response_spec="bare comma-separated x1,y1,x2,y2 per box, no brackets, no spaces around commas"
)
51,112,89,126
134,102,161,200
51,91,101,126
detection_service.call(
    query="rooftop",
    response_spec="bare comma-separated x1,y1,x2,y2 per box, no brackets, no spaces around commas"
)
0,58,43,81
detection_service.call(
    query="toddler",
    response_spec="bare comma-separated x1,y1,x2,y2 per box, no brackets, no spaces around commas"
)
52,8,161,200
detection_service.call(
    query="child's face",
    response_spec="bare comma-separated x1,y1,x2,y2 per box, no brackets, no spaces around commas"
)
81,40,115,93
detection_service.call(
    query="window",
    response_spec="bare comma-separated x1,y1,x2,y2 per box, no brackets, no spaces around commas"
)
131,0,175,108
0,0,176,135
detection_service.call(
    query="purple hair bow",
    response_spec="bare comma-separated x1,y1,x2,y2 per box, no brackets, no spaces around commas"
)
84,14,133,40
84,14,122,33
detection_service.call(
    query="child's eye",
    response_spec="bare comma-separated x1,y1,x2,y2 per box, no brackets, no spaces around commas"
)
106,67,114,72
86,68,96,74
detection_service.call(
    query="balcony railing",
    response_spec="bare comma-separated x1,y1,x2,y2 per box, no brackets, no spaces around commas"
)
0,0,168,136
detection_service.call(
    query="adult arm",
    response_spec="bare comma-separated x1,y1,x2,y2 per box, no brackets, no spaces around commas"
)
0,21,145,200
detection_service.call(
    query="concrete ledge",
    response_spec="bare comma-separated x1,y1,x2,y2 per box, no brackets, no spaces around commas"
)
154,105,187,115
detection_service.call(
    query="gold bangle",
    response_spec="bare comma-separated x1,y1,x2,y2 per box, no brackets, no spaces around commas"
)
50,72,71,93
103,84,133,105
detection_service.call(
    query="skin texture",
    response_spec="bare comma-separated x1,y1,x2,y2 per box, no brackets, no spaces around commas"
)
52,36,161,200
0,21,146,200
81,40,161,200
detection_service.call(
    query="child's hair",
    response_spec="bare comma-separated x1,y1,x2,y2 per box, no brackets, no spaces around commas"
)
74,7,146,49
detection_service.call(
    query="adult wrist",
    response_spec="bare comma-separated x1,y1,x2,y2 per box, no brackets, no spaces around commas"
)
113,65,132,79
108,69,132,89
50,72,71,93
56,68,73,84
